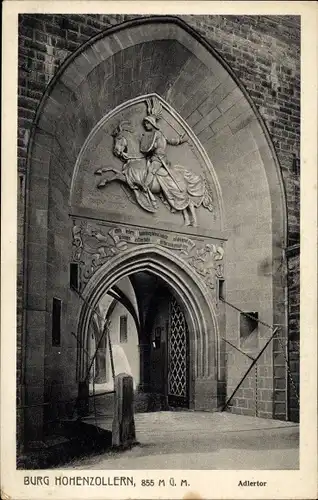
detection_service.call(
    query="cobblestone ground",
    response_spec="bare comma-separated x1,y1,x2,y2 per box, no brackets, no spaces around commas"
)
64,412,299,470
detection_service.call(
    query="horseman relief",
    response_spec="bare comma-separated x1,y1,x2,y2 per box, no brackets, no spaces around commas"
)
95,97,214,227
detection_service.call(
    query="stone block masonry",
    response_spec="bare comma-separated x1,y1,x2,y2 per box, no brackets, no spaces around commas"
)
17,14,300,248
17,15,300,439
18,15,300,211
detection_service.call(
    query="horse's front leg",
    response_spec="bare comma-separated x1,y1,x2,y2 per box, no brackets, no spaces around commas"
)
96,170,126,188
183,208,191,226
188,202,197,227
95,167,120,175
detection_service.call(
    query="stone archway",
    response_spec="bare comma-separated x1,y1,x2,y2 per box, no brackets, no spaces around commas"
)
23,15,288,443
77,245,219,411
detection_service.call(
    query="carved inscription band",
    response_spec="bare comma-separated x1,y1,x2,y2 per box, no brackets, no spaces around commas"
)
109,227,195,254
72,220,224,293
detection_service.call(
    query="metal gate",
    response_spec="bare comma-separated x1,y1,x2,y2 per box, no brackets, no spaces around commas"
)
168,297,189,407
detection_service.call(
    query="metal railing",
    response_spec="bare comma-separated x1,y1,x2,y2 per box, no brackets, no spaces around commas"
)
220,297,300,412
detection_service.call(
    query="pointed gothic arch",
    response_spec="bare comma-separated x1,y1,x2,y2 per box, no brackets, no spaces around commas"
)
23,15,288,443
77,245,219,410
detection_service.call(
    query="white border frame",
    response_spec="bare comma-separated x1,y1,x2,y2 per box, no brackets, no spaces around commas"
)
1,2,317,499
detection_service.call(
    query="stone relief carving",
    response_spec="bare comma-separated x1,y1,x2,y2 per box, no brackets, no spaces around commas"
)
72,222,122,285
94,96,215,227
187,244,224,289
108,227,195,255
72,220,224,291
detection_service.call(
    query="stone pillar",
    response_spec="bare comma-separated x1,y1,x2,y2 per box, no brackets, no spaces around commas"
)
194,378,218,411
112,373,136,448
23,309,48,448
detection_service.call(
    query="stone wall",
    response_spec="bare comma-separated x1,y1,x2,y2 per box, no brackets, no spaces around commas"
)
287,247,300,422
17,14,300,433
18,14,300,223
107,301,140,388
18,14,300,228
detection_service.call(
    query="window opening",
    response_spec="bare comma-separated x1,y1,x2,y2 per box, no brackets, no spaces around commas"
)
218,279,225,300
70,262,79,291
120,315,128,343
240,311,259,350
52,297,62,347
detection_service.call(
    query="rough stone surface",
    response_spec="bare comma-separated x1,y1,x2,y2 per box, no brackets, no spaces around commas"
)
287,250,300,422
18,14,300,232
17,15,300,447
112,373,136,448
65,412,299,470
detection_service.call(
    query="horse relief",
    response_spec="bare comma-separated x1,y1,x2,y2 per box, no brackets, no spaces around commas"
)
94,97,215,227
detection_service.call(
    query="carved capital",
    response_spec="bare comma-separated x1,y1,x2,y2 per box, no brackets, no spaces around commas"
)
187,243,224,290
71,221,122,289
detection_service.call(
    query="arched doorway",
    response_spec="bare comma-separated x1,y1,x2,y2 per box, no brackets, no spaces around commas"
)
22,15,288,444
83,270,192,414
77,245,219,413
